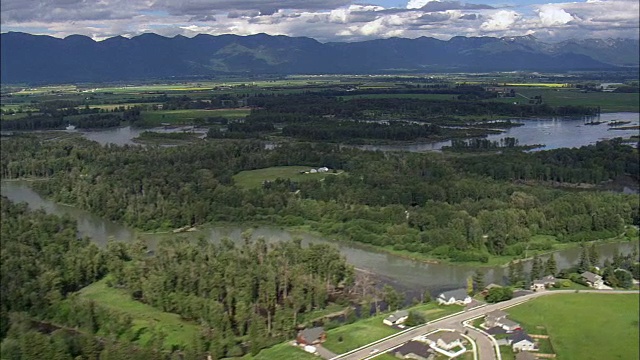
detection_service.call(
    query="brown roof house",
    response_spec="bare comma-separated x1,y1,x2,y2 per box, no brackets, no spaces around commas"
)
296,327,326,346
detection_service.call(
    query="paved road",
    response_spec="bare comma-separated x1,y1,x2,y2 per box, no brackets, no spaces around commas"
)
331,289,638,360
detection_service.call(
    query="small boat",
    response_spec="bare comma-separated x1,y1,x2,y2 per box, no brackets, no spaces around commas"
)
65,124,76,130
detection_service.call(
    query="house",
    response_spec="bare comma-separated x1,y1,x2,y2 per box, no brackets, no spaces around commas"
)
515,352,537,360
482,283,502,296
436,288,472,306
425,331,463,351
309,168,318,174
484,310,520,332
384,310,409,326
530,275,557,291
318,167,329,173
394,340,434,360
484,310,507,327
509,331,537,352
581,271,604,289
296,327,326,346
499,318,522,332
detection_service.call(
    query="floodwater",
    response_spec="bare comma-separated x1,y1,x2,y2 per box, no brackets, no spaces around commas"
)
349,112,640,152
2,180,636,296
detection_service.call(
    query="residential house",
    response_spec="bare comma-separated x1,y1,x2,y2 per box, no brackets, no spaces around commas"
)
318,167,330,173
384,310,410,326
425,331,464,351
581,271,604,289
530,275,557,291
394,341,434,360
436,289,472,306
509,331,537,352
485,310,520,332
484,310,507,327
296,327,326,346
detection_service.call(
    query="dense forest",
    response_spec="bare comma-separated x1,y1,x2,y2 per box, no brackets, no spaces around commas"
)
1,135,637,263
0,197,354,359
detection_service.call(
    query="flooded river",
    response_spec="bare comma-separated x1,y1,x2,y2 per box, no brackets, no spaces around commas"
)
2,180,636,297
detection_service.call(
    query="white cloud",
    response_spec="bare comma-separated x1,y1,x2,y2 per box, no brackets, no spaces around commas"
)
407,0,437,9
480,10,520,32
537,6,574,27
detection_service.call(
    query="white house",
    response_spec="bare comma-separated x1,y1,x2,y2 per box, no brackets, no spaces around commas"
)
437,289,472,306
383,310,409,326
309,169,318,174
509,331,537,352
530,275,557,291
318,167,329,172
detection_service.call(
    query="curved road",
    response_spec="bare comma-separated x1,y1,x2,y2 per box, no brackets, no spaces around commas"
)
331,289,638,360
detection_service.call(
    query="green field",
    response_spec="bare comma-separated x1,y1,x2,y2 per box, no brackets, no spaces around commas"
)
78,277,200,350
140,108,250,125
507,293,639,360
321,313,400,354
233,166,344,189
489,88,639,112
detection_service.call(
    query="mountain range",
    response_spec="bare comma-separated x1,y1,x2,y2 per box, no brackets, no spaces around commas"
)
1,32,638,84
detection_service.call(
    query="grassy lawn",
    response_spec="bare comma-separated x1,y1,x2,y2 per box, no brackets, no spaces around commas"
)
507,293,639,360
322,314,399,354
233,166,344,190
243,342,318,360
499,345,515,360
140,108,250,125
78,277,200,350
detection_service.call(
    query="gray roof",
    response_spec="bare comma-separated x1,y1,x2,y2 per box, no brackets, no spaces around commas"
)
395,341,432,358
509,331,534,344
439,288,469,301
386,310,409,322
485,283,502,289
486,327,507,335
427,331,462,345
486,310,507,321
300,327,324,342
500,319,520,328
581,271,602,283
533,275,557,285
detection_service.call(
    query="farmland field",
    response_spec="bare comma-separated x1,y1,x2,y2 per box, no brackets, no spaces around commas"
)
507,293,639,360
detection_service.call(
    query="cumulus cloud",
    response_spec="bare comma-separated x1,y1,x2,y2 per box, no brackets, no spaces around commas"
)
0,0,637,43
480,10,520,32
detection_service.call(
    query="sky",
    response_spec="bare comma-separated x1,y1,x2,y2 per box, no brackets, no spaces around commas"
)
0,0,638,42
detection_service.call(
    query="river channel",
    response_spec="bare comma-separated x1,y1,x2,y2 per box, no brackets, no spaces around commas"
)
2,180,636,298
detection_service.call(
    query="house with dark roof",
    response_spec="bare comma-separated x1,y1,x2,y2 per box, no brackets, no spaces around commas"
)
296,327,326,346
509,331,536,352
384,310,409,326
394,340,434,360
581,271,604,289
436,288,472,306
